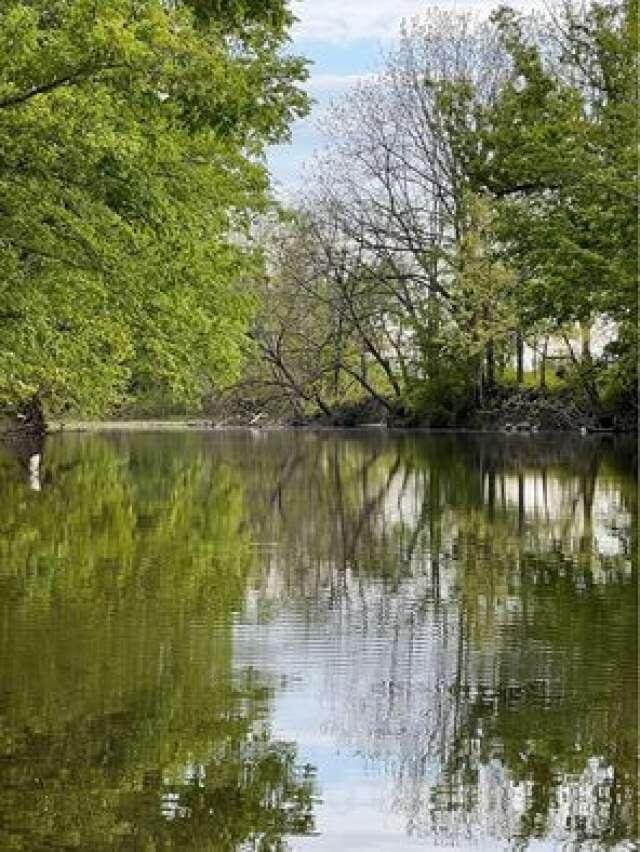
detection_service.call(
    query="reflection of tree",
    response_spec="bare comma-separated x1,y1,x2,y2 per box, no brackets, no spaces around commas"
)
0,430,634,847
129,730,316,849
0,672,315,849
225,432,412,603
227,431,636,846
388,439,636,845
432,562,637,845
0,435,315,849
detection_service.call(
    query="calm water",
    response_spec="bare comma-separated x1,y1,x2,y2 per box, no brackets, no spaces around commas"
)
0,431,636,850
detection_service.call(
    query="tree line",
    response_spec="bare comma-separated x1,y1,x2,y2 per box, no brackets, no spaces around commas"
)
241,0,637,427
0,1,635,428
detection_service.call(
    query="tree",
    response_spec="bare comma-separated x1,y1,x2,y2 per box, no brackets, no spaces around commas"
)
410,194,516,415
472,0,637,407
298,9,518,414
244,210,409,418
0,0,308,419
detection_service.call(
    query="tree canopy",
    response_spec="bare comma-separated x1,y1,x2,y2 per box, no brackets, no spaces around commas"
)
0,0,308,416
473,0,637,358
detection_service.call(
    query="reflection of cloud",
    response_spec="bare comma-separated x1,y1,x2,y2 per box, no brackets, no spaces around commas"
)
231,437,635,848
293,776,430,851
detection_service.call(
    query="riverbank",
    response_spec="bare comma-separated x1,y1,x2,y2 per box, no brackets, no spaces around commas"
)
47,419,217,433
3,385,634,438
282,387,635,434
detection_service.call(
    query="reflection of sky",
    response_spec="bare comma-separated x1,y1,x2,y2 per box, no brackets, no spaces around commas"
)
381,467,632,572
231,491,633,848
231,602,567,849
233,620,625,850
234,624,588,851
233,599,452,848
227,438,635,849
272,681,440,851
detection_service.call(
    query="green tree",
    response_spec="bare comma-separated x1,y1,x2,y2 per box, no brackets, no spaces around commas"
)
0,0,308,419
472,1,637,406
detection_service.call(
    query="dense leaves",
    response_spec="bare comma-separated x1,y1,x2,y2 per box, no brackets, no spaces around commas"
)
475,1,637,334
0,0,307,416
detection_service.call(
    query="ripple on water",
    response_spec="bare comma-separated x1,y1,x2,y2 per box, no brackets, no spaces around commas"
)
0,431,635,849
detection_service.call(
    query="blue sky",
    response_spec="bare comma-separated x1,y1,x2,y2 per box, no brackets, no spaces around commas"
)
266,0,540,196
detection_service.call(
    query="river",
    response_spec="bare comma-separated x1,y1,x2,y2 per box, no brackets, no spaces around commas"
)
0,431,636,849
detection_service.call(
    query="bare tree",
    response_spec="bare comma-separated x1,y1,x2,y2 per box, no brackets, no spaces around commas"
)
245,8,564,418
302,9,516,397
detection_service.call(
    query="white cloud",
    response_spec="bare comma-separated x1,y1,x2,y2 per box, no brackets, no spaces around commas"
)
290,0,546,45
305,72,375,94
291,0,429,44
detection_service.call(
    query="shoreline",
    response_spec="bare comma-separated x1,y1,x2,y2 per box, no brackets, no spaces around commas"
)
42,419,629,436
47,419,218,433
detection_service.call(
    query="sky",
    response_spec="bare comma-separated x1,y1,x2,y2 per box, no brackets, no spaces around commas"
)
266,0,541,197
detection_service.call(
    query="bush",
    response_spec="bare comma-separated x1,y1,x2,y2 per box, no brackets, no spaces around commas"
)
406,365,475,427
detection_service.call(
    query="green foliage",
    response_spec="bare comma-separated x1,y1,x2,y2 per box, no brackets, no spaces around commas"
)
248,3,635,426
500,367,565,391
475,1,637,335
406,363,476,427
596,321,639,415
0,0,308,416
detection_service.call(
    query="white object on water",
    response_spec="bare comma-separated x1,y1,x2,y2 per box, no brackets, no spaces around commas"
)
29,453,41,491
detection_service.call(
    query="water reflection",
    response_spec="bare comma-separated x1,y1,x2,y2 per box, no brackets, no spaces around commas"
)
0,431,636,849
0,435,315,849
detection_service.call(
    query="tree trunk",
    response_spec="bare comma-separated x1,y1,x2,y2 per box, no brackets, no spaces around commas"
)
539,338,548,390
333,311,344,397
340,364,394,414
516,331,524,384
476,359,484,407
485,339,495,389
20,394,46,437
580,320,592,361
518,472,525,534
487,468,496,521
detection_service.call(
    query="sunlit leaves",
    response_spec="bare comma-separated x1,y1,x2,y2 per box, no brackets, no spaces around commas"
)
0,0,308,416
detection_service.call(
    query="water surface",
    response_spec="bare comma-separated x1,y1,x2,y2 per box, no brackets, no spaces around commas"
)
0,431,636,849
